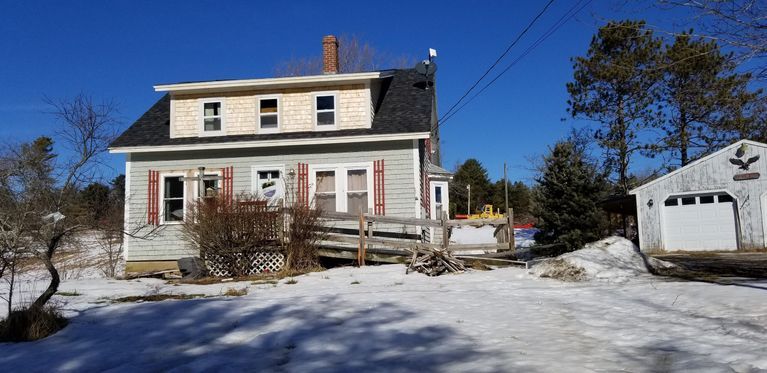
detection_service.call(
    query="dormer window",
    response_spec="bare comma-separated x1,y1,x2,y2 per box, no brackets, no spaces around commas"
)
315,93,337,129
199,99,225,136
258,96,280,133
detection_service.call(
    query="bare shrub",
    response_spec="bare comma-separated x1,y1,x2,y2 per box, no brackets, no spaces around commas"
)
182,194,281,277
0,305,68,342
283,205,326,273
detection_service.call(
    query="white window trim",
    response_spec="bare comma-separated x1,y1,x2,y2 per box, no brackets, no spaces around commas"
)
313,91,339,131
198,98,226,137
192,170,222,199
159,173,186,225
309,162,373,213
250,165,285,194
256,95,282,134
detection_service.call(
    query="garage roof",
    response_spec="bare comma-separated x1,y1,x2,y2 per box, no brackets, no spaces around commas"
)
629,139,765,194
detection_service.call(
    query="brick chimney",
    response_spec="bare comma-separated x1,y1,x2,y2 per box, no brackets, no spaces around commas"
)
322,35,339,74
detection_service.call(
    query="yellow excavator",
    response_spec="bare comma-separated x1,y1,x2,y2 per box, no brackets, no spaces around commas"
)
467,204,504,220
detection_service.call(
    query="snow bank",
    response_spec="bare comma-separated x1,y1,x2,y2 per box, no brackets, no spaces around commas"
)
531,236,672,282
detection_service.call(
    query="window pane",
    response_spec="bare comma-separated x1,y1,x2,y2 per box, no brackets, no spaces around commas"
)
204,117,221,131
260,99,278,113
204,102,220,116
202,179,218,197
317,111,335,126
347,192,368,214
700,195,715,204
664,198,678,207
681,197,696,205
316,194,336,212
347,169,367,191
270,171,280,179
165,177,184,198
261,114,278,128
316,171,335,193
165,199,184,221
316,95,334,110
718,194,733,203
435,186,442,203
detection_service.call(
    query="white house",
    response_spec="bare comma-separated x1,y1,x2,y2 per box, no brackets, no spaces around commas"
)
630,139,767,252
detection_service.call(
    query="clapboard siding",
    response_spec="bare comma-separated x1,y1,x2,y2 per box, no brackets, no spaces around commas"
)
125,140,419,261
632,140,767,252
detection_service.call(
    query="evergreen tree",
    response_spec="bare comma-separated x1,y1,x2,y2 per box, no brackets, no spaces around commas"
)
567,20,662,194
449,159,492,216
80,182,110,225
491,180,533,222
659,31,763,166
533,141,608,251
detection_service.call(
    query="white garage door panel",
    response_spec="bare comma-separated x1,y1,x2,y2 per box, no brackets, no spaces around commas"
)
663,195,737,251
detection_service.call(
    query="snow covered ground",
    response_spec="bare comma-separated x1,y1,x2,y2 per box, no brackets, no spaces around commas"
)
450,225,537,248
1,264,766,372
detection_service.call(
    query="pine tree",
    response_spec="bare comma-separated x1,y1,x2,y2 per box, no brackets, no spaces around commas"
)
491,180,533,222
449,159,492,216
533,141,608,251
659,31,763,166
567,20,662,194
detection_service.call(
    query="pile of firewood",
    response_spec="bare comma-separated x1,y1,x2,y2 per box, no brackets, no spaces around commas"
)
406,246,466,276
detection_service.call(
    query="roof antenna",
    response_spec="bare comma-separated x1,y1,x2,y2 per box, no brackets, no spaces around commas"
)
415,48,438,89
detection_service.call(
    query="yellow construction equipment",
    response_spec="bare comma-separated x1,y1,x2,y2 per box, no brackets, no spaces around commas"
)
467,204,504,220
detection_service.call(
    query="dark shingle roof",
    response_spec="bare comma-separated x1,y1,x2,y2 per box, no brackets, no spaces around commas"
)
110,69,433,148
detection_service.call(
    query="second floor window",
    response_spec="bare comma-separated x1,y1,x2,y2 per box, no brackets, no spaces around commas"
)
259,97,279,132
203,102,222,132
315,94,336,128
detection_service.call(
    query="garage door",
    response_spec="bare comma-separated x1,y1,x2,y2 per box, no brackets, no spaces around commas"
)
663,194,738,251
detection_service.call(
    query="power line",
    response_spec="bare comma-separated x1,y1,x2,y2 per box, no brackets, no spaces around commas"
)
438,0,556,124
437,0,593,129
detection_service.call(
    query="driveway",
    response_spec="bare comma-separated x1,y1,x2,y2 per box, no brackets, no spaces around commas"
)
652,252,767,281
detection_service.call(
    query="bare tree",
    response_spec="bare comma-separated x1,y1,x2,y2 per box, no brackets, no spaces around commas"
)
0,94,118,316
274,35,415,77
659,0,767,80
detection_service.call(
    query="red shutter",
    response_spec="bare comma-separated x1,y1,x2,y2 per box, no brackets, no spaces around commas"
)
221,166,234,205
373,160,385,215
422,168,430,218
147,170,160,225
297,163,309,207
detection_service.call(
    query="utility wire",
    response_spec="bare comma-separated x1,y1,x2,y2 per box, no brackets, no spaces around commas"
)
437,0,593,129
438,0,556,124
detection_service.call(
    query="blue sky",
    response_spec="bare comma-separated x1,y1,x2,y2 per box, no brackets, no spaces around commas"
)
0,0,743,184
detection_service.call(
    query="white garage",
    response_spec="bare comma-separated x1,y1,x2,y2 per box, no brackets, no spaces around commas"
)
662,193,737,251
631,140,767,253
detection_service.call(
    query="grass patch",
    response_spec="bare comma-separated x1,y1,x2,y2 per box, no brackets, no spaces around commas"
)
57,290,81,297
285,278,298,285
113,293,206,303
0,306,68,342
464,260,492,271
223,287,248,296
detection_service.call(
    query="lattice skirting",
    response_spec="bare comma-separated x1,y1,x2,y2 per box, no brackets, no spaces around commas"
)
204,251,285,277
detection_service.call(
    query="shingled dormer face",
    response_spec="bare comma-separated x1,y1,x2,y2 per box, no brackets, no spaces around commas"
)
165,77,376,139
